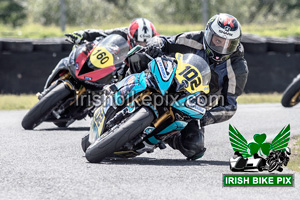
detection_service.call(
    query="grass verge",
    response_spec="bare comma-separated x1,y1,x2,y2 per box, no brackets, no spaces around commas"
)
0,22,299,38
0,93,282,110
0,94,38,110
237,93,281,104
0,23,205,39
287,135,300,172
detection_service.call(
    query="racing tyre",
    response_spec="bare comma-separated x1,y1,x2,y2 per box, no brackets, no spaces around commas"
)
81,134,91,153
22,83,72,130
281,75,300,107
85,107,154,163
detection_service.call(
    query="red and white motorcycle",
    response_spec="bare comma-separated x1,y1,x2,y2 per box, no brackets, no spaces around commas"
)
22,34,129,130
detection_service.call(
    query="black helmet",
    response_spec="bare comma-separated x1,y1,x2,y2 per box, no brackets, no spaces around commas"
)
203,13,241,63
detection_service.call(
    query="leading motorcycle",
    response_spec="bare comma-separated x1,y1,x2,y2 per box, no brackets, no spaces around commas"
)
22,34,129,130
83,47,211,163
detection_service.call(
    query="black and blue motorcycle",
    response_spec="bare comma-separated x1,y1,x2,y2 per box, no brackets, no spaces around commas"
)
83,48,211,163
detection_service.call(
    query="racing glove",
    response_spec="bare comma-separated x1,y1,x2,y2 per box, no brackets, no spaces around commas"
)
65,31,86,44
145,46,163,58
145,36,165,58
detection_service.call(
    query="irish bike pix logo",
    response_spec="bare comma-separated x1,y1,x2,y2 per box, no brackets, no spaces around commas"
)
228,124,291,173
223,124,294,187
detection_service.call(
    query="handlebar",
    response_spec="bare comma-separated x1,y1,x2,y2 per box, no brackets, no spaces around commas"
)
65,38,75,44
127,45,154,60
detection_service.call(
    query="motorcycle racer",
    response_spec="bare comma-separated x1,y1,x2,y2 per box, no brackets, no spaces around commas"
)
62,18,159,81
127,13,249,160
65,18,159,49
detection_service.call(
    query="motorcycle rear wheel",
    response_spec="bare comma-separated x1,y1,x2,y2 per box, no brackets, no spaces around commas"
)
281,76,300,107
22,83,72,130
85,107,154,163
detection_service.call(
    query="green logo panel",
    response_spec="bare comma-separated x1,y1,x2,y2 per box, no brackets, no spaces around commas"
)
223,174,294,187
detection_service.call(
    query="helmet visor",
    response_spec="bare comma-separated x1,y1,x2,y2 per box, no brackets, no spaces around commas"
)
205,29,239,55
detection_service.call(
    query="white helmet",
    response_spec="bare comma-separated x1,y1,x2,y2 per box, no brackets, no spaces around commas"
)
127,18,159,48
203,13,241,63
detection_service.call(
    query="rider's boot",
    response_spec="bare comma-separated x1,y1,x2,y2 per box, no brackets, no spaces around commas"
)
167,120,206,160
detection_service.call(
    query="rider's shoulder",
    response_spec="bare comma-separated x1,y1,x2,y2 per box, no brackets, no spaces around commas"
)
230,44,248,71
104,27,128,34
176,31,204,41
231,43,245,58
118,27,129,32
173,31,204,50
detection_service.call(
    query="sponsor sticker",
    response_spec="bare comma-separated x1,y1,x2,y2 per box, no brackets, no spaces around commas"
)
84,76,92,80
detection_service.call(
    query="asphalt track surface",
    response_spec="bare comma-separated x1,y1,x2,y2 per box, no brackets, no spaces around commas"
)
0,103,299,200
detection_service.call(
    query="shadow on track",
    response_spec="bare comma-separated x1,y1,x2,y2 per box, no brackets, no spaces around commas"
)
36,127,90,131
88,157,229,166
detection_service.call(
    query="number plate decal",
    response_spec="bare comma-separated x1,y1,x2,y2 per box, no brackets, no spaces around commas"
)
90,47,114,68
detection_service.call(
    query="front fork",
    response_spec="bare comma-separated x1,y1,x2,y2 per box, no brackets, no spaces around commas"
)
136,90,175,128
38,72,86,105
107,89,175,130
37,72,72,99
37,72,88,119
112,90,176,154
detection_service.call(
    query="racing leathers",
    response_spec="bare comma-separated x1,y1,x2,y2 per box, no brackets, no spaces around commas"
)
127,31,249,160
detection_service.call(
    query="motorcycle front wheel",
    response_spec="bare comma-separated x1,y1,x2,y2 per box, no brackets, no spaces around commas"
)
21,83,72,130
281,75,300,107
85,107,154,163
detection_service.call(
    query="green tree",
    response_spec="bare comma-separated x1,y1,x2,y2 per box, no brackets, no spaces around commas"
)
210,0,300,24
25,0,300,27
0,0,26,27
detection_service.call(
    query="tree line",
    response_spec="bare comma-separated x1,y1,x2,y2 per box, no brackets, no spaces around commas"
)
0,0,299,27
